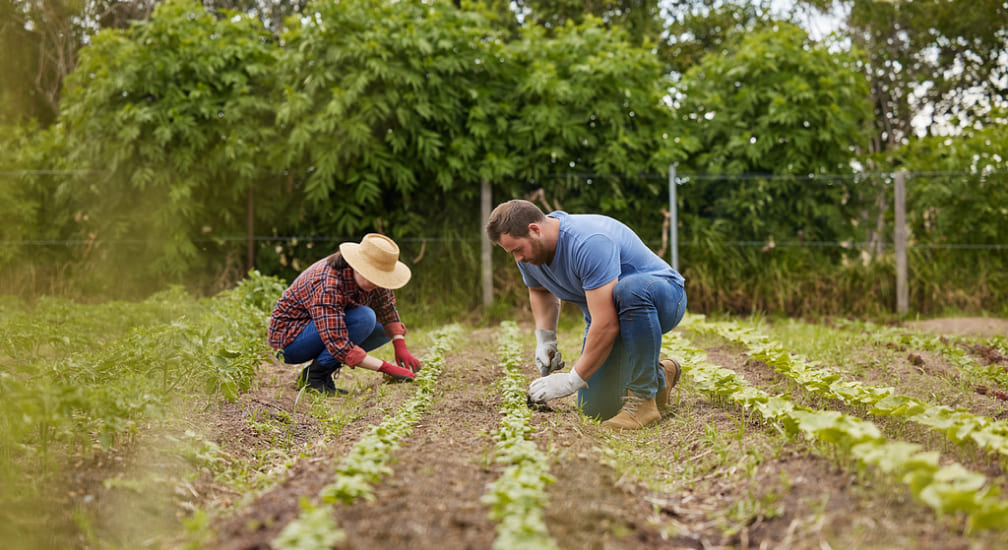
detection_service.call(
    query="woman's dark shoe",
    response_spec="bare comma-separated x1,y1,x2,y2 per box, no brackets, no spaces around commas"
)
297,360,348,395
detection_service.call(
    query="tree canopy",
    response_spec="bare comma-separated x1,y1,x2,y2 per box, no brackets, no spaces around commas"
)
40,0,692,284
840,0,1008,148
3,0,1004,305
674,23,873,243
60,0,280,279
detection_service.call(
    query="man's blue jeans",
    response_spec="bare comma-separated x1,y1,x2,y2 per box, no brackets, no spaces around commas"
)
578,274,687,420
278,306,389,369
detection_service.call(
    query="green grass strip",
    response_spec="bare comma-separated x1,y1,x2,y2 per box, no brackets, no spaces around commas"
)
665,331,1008,532
274,324,461,550
0,287,203,367
481,321,559,550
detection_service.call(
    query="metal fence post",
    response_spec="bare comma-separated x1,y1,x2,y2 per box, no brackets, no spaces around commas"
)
669,164,678,271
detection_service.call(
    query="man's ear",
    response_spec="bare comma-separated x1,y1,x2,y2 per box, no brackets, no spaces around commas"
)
527,223,541,238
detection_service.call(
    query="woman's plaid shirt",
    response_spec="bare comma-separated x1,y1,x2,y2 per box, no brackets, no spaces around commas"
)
267,257,405,366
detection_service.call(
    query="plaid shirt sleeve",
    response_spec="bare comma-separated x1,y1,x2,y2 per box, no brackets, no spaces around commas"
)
370,288,406,338
268,259,368,366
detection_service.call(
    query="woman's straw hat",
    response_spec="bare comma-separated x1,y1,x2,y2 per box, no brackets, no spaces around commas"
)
339,233,412,289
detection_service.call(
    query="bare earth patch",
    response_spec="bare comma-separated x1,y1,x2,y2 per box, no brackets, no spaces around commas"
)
904,316,1008,339
329,331,503,550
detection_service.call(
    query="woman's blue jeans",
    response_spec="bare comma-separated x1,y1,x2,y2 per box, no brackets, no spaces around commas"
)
278,306,389,369
577,274,687,420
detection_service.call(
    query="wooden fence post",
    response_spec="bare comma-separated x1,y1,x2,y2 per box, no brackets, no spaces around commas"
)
247,186,254,272
894,171,908,313
481,178,493,307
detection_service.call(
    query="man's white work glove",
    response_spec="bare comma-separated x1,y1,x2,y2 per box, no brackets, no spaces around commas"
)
528,370,587,403
534,329,565,377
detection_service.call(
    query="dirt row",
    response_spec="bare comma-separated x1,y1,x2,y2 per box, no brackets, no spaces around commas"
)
194,322,1008,550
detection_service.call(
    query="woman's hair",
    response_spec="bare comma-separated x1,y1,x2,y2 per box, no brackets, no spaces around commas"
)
485,199,546,242
325,252,349,270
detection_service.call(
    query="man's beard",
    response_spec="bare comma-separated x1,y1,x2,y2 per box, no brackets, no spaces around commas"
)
525,237,551,266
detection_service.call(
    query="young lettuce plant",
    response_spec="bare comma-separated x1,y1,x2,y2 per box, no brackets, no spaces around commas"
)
481,321,560,550
688,316,1008,459
666,331,1008,532
273,324,461,549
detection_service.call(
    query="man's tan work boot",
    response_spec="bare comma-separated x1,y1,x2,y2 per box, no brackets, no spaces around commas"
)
601,391,660,430
656,358,682,414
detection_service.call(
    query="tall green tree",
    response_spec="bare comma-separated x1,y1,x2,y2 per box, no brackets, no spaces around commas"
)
60,0,281,285
806,0,1008,150
898,110,1008,247
0,0,89,125
35,0,694,292
1,0,304,127
277,2,690,244
661,0,772,73
275,0,513,242
515,0,666,46
676,23,873,242
500,18,694,219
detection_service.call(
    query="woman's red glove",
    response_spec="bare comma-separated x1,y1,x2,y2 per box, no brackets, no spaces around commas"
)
378,361,416,381
393,339,423,372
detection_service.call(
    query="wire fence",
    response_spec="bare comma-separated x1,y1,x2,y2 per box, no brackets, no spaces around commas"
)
3,168,1007,253
4,167,1005,314
5,237,1007,250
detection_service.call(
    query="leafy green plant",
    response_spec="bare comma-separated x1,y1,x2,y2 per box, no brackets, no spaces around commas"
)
481,321,559,550
665,330,1008,532
273,498,346,550
317,325,459,505
0,271,285,549
275,325,460,547
686,316,1008,459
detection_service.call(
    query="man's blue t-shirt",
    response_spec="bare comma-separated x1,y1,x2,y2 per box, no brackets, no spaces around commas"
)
517,211,685,318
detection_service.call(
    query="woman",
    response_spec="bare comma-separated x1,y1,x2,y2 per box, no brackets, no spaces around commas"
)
268,233,422,394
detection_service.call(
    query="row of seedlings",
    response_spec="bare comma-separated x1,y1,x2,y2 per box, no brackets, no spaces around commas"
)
273,324,462,550
685,316,1008,460
833,318,1008,394
480,321,560,550
664,331,1008,532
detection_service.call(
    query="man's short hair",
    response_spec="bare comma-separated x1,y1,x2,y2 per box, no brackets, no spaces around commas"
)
485,199,546,242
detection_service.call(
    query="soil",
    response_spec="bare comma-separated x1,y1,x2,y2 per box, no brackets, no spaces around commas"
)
904,317,1008,339
53,317,1008,549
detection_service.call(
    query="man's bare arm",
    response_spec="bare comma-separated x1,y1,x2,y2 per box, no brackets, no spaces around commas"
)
571,278,619,381
529,286,561,331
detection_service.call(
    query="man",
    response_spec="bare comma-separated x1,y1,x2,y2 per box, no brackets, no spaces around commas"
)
268,233,423,394
485,199,687,430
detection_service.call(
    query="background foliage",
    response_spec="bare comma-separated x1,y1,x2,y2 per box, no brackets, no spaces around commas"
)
1,0,1006,317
